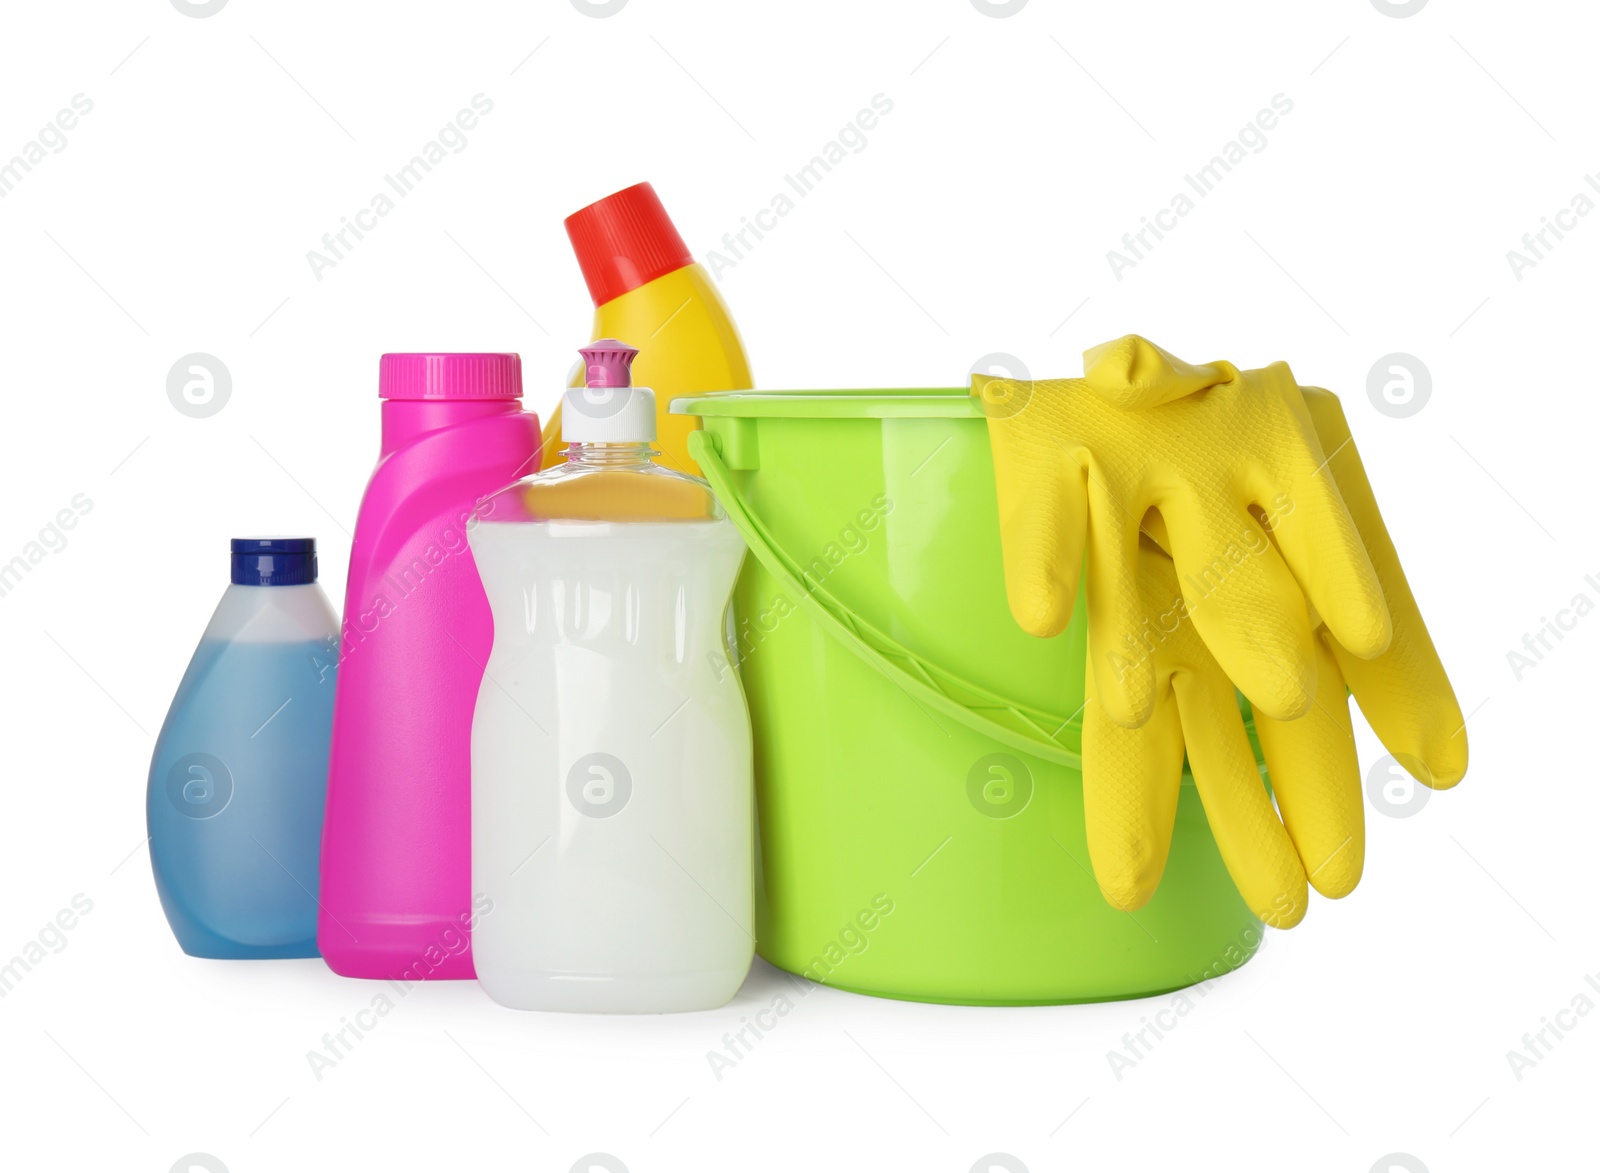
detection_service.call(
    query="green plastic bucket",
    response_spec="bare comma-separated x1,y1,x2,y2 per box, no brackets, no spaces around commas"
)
678,389,1262,1005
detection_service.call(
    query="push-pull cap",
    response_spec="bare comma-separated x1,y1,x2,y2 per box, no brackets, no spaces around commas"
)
562,340,656,444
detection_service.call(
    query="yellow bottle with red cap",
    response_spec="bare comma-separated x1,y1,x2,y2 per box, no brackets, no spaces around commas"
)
542,182,753,477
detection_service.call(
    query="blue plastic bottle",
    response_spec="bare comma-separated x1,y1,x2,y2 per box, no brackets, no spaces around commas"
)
147,538,339,958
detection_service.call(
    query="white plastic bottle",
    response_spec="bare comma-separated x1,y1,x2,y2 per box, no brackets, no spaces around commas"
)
468,341,753,1012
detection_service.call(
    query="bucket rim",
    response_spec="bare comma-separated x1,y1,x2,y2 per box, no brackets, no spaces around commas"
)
686,428,1258,783
672,388,982,419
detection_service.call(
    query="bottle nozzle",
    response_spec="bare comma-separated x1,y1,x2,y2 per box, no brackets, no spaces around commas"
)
564,340,655,444
579,340,638,389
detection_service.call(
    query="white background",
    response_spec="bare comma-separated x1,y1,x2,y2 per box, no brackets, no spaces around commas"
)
0,1,1594,1170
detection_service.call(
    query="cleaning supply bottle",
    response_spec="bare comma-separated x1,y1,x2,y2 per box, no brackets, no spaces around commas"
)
147,538,338,959
470,340,754,1012
540,182,753,478
319,353,539,980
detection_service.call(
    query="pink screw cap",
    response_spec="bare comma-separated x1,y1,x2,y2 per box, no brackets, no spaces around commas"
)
378,353,524,400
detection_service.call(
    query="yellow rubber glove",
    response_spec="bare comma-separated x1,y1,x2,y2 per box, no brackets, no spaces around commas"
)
1081,391,1467,927
1295,386,1467,789
974,336,1392,730
1082,534,1348,928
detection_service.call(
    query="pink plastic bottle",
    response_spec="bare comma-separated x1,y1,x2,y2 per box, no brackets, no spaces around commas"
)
319,353,539,979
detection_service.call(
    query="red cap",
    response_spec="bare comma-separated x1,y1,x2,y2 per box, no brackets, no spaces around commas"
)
564,182,693,307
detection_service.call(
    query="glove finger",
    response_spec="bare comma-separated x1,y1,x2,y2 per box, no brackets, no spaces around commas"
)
1301,388,1468,789
1255,385,1392,661
1254,639,1364,899
1334,644,1467,789
978,376,1089,639
1084,476,1159,727
1083,681,1184,912
1159,493,1318,723
1172,666,1309,928
1081,334,1229,409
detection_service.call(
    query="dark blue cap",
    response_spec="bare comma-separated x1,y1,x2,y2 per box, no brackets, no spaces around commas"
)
231,537,318,586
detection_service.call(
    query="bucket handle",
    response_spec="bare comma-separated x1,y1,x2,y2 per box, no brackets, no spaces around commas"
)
690,430,1084,769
